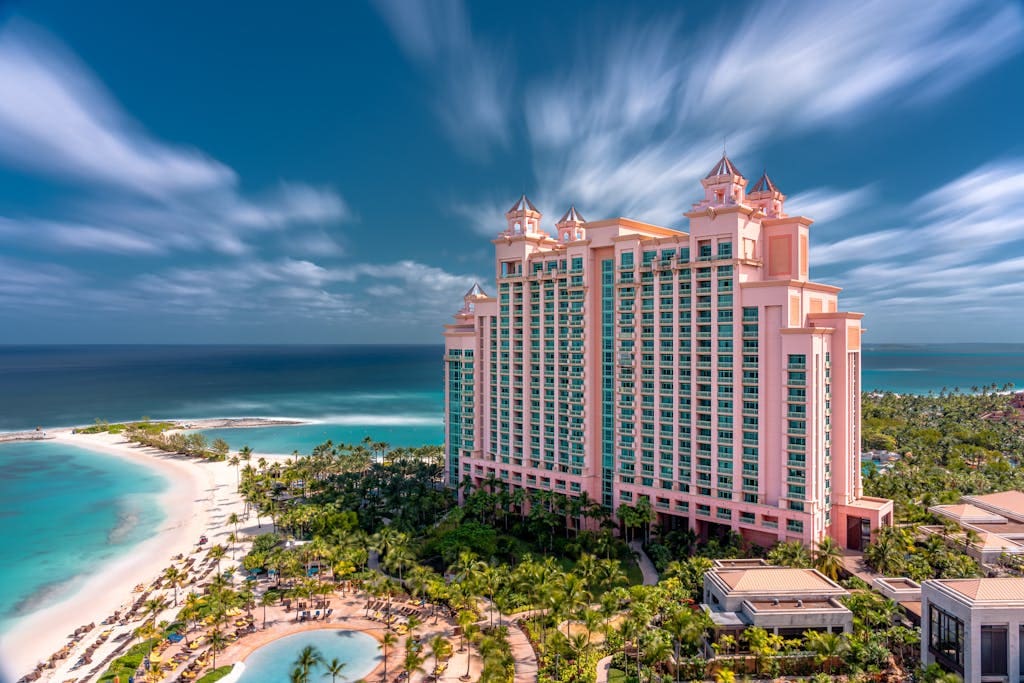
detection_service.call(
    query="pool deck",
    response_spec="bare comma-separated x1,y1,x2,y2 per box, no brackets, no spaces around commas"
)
219,594,483,682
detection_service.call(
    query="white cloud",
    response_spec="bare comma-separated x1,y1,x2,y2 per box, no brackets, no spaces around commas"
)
372,0,512,156
811,158,1024,338
786,187,875,225
0,21,350,257
450,0,1022,232
0,20,234,196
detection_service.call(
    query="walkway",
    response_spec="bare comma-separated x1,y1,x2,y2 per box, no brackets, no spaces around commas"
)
841,549,882,585
502,619,538,683
595,655,613,683
629,541,659,585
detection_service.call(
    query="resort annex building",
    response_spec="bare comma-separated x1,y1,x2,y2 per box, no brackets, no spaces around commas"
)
443,155,892,549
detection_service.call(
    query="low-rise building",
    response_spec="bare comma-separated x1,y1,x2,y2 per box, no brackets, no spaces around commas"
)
928,491,1024,564
702,561,853,643
921,577,1024,681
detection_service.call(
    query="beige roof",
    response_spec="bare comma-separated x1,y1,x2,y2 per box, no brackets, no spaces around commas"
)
967,491,1024,520
718,567,836,593
932,503,1007,524
971,531,1023,551
941,578,1024,602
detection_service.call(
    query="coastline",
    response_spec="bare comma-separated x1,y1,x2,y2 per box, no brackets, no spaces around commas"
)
0,417,308,441
0,429,287,681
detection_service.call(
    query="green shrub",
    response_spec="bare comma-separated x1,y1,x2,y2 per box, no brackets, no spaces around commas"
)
197,666,234,683
98,639,157,683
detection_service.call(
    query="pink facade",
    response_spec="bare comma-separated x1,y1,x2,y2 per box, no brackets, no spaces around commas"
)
443,156,892,549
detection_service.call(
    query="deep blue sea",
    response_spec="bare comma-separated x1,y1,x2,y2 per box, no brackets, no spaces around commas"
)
0,342,1021,643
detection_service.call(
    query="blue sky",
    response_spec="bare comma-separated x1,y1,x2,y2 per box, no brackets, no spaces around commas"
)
0,0,1021,343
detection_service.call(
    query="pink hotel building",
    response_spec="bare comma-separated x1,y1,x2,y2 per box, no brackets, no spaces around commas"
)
443,156,892,550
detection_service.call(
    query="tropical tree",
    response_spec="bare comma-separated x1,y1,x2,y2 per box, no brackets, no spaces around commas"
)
208,629,228,670
260,590,277,629
295,645,323,679
209,544,228,576
804,630,849,675
323,658,346,683
163,565,184,606
402,638,427,681
814,536,845,581
379,631,398,682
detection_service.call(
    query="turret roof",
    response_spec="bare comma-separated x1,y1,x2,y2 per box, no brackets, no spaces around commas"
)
557,205,586,224
507,194,539,214
705,154,744,179
750,171,779,194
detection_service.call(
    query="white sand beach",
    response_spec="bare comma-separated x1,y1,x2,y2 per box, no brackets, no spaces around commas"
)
0,429,286,681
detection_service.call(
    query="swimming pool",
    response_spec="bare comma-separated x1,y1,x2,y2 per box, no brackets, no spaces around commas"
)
236,630,382,683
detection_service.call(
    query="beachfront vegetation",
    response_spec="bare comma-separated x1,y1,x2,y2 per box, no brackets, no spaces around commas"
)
123,425,231,461
77,419,175,435
860,388,1023,578
228,437,933,682
195,666,233,683
98,638,158,683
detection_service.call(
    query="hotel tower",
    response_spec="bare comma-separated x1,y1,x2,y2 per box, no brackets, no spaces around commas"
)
443,155,892,549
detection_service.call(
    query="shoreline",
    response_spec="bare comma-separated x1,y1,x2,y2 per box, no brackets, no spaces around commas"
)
0,429,289,681
0,417,310,441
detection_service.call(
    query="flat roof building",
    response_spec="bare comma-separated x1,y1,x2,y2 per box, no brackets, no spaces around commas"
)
928,491,1024,564
702,562,853,640
443,154,893,549
922,577,1024,681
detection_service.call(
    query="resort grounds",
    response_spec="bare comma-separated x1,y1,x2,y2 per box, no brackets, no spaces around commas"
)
0,429,490,683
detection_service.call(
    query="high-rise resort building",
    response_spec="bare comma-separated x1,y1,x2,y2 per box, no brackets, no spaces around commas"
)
443,155,893,550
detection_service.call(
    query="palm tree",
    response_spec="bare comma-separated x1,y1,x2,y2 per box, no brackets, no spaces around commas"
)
462,623,481,680
229,454,241,486
803,630,848,675
260,590,276,629
142,596,169,623
429,635,452,670
323,658,346,683
402,639,427,681
208,544,228,576
456,610,476,653
379,631,398,682
768,540,812,568
814,537,844,581
296,645,324,679
208,629,228,670
163,566,184,606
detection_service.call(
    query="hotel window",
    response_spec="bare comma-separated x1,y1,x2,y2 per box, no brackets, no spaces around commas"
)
980,626,1007,677
620,251,634,268
929,605,965,672
698,240,712,260
717,241,733,259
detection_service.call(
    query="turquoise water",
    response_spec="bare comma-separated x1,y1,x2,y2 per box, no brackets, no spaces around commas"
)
0,343,1021,645
236,630,382,683
0,440,166,626
201,419,442,456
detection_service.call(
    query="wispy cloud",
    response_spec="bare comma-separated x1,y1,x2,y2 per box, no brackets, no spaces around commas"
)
442,0,1023,232
811,159,1024,337
0,20,350,256
371,0,512,157
0,20,233,196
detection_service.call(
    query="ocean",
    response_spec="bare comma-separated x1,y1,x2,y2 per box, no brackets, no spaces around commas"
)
0,440,166,626
0,342,1022,637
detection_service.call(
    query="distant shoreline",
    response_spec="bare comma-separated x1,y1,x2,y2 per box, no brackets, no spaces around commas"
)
0,416,309,441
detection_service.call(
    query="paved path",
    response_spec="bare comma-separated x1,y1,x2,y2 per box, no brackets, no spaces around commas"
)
629,541,659,585
502,618,538,683
841,549,881,585
596,654,613,683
